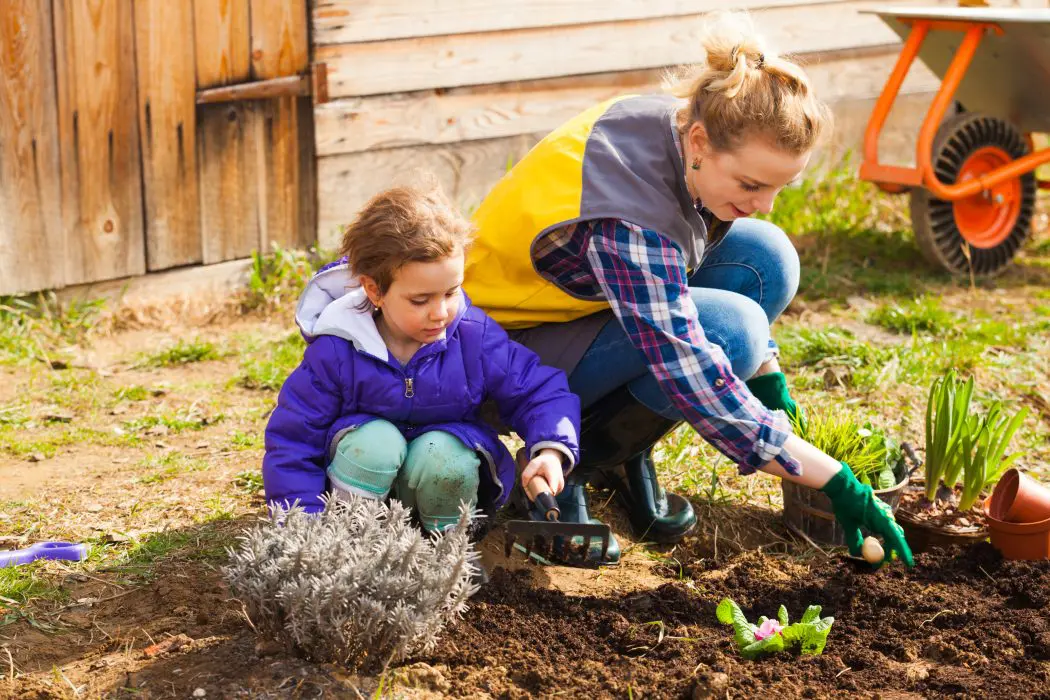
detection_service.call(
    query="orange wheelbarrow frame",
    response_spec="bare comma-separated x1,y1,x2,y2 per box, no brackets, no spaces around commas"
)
860,16,1050,201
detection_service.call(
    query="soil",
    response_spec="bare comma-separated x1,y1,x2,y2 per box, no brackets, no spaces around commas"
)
5,525,1050,698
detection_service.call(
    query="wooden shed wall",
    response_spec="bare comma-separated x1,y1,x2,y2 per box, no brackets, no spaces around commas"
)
0,0,316,297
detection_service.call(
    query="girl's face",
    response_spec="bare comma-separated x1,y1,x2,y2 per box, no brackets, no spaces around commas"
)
685,124,811,222
366,251,465,347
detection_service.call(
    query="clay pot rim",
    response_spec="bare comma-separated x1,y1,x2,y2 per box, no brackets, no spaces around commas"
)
984,503,1050,532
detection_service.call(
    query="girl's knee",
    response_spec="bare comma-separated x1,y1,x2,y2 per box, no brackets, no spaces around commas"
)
328,420,407,499
403,431,481,489
401,432,481,531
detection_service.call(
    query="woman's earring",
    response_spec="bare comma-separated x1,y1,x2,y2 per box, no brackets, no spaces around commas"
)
691,159,701,171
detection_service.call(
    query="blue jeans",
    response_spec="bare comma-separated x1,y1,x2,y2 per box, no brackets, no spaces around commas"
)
568,218,799,420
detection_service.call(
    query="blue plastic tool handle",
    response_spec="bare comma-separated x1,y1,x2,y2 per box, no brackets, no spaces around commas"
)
0,541,88,567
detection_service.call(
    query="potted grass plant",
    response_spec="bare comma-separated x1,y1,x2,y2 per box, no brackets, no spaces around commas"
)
781,408,909,546
896,369,1029,552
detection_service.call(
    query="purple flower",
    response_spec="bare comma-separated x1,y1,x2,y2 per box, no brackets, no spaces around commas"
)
754,619,784,641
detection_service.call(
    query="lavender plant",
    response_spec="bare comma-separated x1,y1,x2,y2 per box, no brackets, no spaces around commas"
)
224,495,480,671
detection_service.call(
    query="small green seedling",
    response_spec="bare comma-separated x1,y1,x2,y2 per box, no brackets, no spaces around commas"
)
716,598,834,660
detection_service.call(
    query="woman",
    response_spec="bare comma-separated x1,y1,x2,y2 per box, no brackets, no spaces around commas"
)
463,12,912,566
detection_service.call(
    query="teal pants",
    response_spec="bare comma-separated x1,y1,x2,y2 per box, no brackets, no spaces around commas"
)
326,420,481,532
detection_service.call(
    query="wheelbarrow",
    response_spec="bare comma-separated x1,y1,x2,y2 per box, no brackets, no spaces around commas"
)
860,6,1050,276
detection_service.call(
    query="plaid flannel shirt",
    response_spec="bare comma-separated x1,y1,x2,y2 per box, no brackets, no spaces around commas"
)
533,218,800,475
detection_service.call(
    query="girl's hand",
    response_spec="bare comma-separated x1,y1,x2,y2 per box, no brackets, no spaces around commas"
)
520,448,566,496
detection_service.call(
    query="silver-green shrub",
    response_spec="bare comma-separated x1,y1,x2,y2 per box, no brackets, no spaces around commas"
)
224,495,480,670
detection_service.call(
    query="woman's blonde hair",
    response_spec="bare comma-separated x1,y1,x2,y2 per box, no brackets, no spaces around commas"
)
665,11,832,155
340,183,474,295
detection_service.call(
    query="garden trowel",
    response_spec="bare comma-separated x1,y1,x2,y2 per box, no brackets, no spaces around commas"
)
503,455,611,566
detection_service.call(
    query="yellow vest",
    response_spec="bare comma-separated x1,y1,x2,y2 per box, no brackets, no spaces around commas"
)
465,94,706,329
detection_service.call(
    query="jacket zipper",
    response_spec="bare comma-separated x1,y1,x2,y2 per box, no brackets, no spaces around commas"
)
404,377,415,398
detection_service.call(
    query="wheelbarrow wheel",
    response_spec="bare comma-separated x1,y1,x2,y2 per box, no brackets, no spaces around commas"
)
910,113,1035,276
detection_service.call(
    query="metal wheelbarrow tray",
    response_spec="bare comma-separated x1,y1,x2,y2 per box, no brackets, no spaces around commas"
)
860,6,1050,276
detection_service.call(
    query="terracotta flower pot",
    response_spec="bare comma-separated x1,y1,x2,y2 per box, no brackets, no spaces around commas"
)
988,469,1050,523
984,505,1050,561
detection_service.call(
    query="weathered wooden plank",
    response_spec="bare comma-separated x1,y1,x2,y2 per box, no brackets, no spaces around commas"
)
317,134,542,248
250,0,308,80
316,0,952,98
256,96,315,250
311,0,842,45
0,0,65,294
198,103,261,264
296,95,318,250
53,0,145,286
314,48,941,157
135,0,201,271
249,1,312,252
194,0,251,88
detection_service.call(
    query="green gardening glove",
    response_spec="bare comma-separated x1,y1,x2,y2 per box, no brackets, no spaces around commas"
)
820,463,914,568
746,371,800,422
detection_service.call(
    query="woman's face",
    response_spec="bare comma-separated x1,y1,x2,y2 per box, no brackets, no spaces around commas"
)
686,125,811,222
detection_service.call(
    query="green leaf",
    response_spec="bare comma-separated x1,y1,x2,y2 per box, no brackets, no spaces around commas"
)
716,598,756,648
876,465,897,491
777,605,789,627
740,632,786,660
800,605,822,624
799,616,835,655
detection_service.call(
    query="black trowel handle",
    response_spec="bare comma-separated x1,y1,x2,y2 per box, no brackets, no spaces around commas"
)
525,475,561,521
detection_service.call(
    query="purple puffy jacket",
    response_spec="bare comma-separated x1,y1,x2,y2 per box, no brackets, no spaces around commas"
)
263,260,581,514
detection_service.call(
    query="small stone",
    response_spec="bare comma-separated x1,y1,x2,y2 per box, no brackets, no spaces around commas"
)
86,503,104,513
28,452,46,463
693,671,730,699
958,517,971,528
255,638,284,657
193,689,207,698
43,408,74,423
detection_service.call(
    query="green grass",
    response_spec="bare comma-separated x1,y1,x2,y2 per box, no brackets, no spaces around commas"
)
867,296,959,335
777,327,893,371
240,244,330,313
122,410,223,435
113,385,152,402
138,338,222,367
230,430,262,450
0,564,69,629
136,453,210,484
236,332,306,391
0,292,106,365
0,424,142,459
106,524,233,579
233,470,264,494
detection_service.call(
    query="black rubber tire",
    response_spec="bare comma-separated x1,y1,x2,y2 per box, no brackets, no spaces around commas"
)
910,113,1035,276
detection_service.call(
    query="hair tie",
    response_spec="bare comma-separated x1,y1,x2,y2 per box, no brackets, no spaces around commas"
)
755,53,765,69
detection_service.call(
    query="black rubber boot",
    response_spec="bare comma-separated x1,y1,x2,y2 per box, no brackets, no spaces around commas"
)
563,386,697,547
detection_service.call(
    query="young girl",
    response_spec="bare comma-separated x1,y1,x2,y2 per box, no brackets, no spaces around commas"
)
263,185,579,533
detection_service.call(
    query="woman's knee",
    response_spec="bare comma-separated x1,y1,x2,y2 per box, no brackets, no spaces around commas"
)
710,295,770,380
715,218,800,320
328,420,408,499
752,220,800,316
